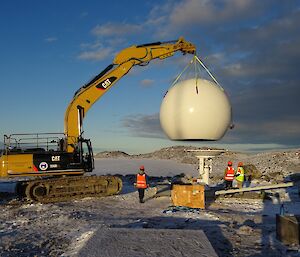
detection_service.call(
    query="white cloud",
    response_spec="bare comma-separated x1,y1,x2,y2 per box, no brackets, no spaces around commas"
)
254,119,300,137
78,22,144,61
45,37,57,43
223,63,246,77
140,79,155,87
80,42,102,49
77,46,113,61
80,12,88,18
223,116,300,146
121,110,300,147
169,0,255,26
92,22,143,37
146,0,271,37
122,113,163,138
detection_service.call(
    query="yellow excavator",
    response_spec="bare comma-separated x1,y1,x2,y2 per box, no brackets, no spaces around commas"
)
0,37,196,203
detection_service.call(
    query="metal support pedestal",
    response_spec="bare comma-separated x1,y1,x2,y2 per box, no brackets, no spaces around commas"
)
187,149,225,186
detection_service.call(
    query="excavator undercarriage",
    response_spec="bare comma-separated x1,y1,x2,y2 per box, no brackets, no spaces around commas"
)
1,133,122,203
17,175,122,203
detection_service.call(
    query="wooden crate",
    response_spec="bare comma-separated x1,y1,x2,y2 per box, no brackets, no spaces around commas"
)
276,214,300,245
171,184,205,209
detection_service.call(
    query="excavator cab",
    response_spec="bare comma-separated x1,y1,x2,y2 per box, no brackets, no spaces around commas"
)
77,138,94,172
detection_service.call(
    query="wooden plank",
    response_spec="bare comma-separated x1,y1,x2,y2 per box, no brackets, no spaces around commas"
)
215,182,294,195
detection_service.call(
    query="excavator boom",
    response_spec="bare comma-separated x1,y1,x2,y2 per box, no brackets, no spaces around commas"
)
0,37,196,203
64,37,196,152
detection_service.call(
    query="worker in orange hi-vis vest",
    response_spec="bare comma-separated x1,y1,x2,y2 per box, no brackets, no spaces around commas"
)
224,161,235,189
134,165,149,203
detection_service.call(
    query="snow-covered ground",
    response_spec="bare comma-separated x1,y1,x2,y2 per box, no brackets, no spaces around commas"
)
0,158,299,257
0,158,197,194
93,158,198,177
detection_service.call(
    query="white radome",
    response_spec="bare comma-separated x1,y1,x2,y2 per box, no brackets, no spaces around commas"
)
159,78,232,140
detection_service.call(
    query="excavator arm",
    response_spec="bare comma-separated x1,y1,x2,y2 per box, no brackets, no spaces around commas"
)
64,37,196,153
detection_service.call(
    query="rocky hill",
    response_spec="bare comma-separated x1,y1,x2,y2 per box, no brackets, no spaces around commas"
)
133,146,225,164
94,151,129,158
96,146,225,163
95,146,300,183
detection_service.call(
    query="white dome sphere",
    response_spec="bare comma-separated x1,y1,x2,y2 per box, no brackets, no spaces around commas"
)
160,78,231,140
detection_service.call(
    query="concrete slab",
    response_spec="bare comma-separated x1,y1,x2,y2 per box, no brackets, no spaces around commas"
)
78,228,218,257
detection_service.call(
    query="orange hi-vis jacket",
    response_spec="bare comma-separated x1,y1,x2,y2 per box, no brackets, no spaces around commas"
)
136,174,147,189
224,166,235,181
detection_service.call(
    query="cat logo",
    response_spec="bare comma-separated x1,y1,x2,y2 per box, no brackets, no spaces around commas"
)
101,79,111,89
52,156,60,162
96,76,117,90
39,162,48,171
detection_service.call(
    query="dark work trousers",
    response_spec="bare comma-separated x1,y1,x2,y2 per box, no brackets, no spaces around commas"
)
138,188,145,203
225,180,233,189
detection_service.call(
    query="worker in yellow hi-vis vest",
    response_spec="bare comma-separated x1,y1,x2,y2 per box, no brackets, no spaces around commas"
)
235,162,245,189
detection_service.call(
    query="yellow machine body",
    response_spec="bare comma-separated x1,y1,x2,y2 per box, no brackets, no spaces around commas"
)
0,37,196,202
0,153,32,177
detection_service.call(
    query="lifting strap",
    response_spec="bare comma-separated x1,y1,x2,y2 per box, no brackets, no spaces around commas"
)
171,55,224,91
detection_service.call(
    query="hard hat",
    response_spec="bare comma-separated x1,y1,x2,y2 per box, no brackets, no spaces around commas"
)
228,161,232,166
238,162,243,166
140,165,145,170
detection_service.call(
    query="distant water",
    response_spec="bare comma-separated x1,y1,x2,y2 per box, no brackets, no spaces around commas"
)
93,158,198,177
0,158,198,193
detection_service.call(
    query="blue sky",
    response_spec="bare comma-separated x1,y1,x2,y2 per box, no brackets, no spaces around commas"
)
0,0,299,154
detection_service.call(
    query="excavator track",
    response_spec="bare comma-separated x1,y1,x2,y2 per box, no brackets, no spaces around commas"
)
17,175,122,203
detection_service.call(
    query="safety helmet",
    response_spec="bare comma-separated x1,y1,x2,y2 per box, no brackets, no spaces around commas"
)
238,162,243,166
228,161,232,166
140,165,145,170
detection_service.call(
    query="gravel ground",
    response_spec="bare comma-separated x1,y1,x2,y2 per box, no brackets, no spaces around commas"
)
0,149,299,257
0,179,300,256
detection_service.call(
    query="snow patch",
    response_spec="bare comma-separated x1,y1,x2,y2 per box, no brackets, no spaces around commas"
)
62,229,96,257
